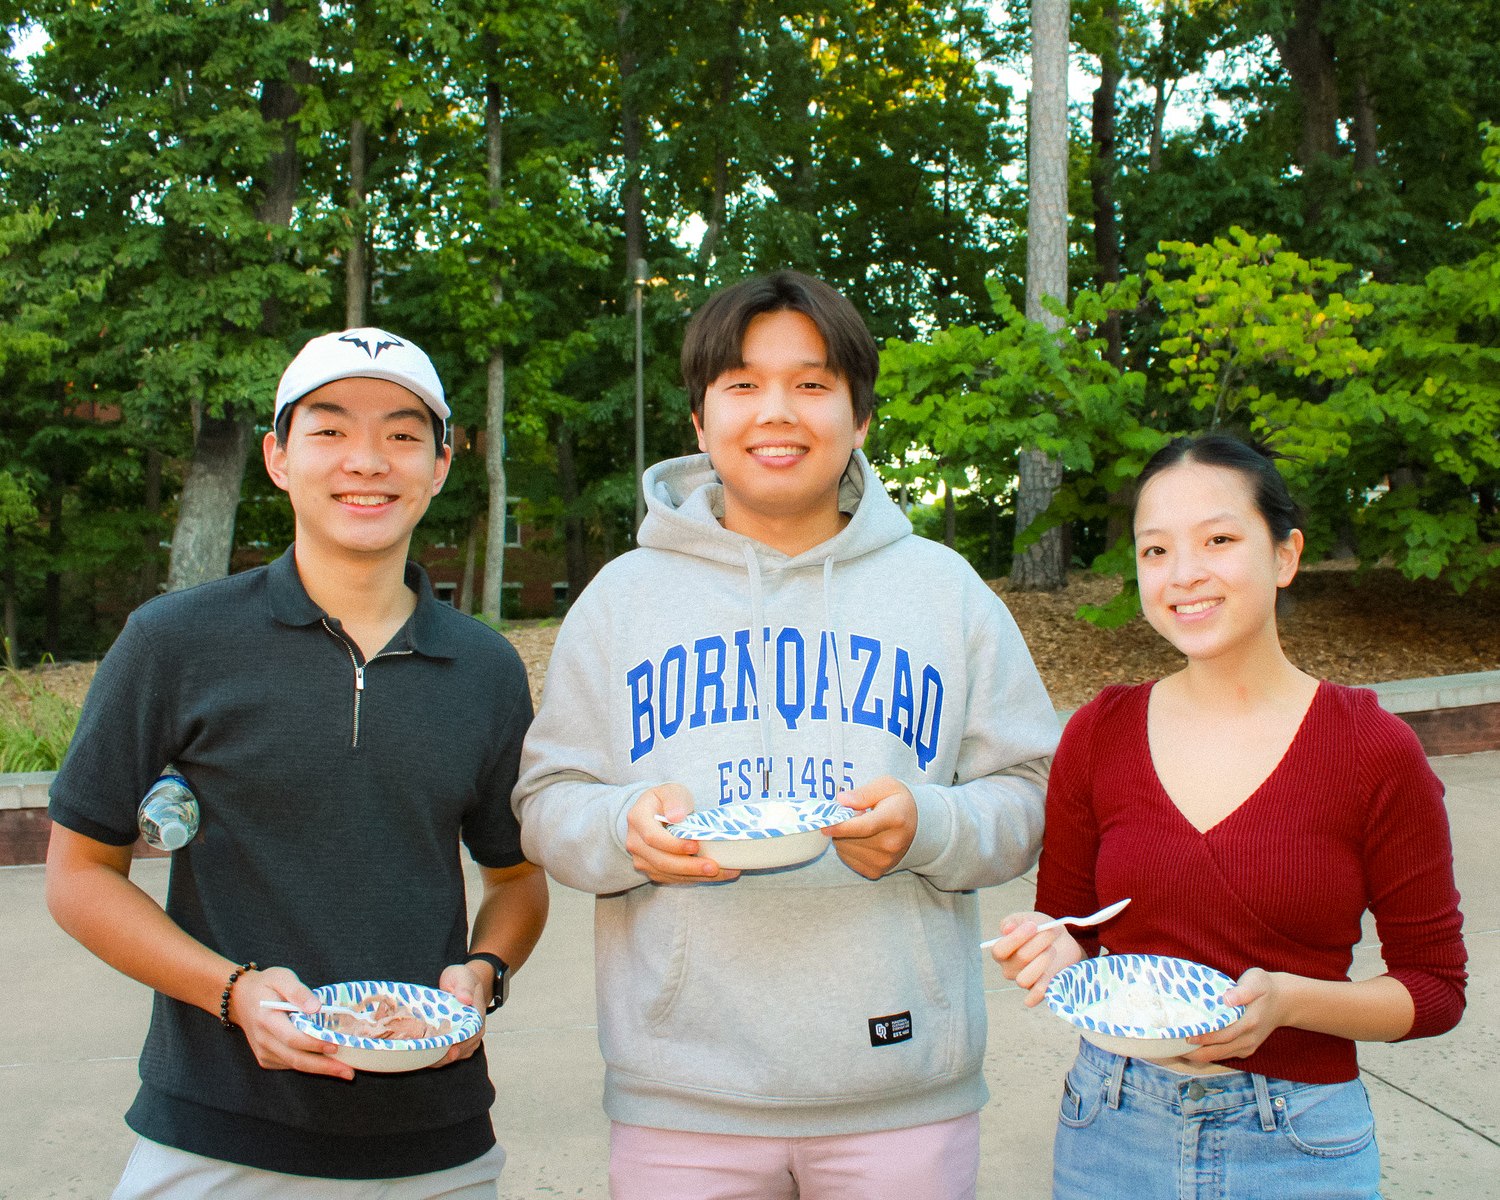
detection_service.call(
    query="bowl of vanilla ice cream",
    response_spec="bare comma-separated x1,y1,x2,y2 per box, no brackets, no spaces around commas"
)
1044,953,1244,1060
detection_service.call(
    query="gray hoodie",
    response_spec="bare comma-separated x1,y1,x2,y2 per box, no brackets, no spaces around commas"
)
515,450,1059,1137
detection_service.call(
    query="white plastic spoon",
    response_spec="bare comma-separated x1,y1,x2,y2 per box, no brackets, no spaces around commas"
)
978,897,1132,951
259,999,386,1025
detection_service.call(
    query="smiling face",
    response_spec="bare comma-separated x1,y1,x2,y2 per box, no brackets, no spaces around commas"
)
1133,460,1303,668
263,376,451,568
691,308,869,556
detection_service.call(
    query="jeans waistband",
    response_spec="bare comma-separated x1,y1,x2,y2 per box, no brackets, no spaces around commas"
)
1074,1037,1337,1131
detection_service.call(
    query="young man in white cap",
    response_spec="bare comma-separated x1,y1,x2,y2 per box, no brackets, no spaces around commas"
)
46,328,547,1197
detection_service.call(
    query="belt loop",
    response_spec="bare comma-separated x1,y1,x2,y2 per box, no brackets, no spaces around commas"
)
1106,1053,1127,1110
1252,1073,1276,1132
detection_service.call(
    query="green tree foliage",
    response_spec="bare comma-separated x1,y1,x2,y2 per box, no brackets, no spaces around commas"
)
878,282,1148,495
1145,226,1377,463
381,0,613,613
4,2,1499,660
877,278,1161,607
1090,0,1500,283
8,0,333,611
510,0,1028,579
0,188,154,660
642,0,1022,338
1334,127,1500,590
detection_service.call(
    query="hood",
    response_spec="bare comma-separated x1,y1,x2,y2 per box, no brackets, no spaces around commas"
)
637,449,911,568
637,449,913,803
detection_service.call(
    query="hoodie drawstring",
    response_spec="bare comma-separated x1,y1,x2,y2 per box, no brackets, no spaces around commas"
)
823,555,848,790
742,543,775,799
741,542,848,803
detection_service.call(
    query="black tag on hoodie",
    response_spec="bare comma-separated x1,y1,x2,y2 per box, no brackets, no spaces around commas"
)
868,1012,913,1047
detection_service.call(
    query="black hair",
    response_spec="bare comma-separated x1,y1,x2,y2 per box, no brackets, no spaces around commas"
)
1134,432,1304,542
680,271,880,425
273,401,447,449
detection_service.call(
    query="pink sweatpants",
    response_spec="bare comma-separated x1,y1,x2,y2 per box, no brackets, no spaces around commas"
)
609,1113,981,1200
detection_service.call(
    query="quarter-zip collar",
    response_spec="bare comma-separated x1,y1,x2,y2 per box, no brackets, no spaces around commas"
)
264,545,460,661
264,546,459,750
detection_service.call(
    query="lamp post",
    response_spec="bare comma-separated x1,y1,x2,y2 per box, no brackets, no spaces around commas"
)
633,258,648,531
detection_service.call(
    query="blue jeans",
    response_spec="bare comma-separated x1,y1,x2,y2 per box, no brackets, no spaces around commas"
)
1053,1038,1380,1199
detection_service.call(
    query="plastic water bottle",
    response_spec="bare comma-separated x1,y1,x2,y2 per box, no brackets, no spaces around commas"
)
137,771,199,851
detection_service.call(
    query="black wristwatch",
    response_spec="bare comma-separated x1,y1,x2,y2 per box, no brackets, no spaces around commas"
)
466,952,510,1012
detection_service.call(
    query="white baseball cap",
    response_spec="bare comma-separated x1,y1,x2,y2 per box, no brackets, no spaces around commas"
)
274,328,449,434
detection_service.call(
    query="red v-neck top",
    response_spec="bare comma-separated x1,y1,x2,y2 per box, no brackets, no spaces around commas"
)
1036,680,1468,1084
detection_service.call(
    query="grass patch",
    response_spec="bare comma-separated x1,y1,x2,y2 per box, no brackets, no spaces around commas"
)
0,668,82,772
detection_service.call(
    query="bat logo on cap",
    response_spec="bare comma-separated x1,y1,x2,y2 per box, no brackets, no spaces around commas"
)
338,333,404,359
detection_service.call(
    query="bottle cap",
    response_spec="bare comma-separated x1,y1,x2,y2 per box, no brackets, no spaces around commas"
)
158,821,192,851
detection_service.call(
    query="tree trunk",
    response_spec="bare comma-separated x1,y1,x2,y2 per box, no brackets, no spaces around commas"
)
1089,0,1123,368
943,481,956,550
695,2,744,282
480,69,508,625
1014,449,1068,584
1146,5,1175,173
481,350,507,624
345,114,368,326
166,3,304,590
1149,80,1168,172
1353,74,1378,174
618,5,648,534
1272,0,1341,235
1091,1,1131,552
1274,0,1340,171
166,413,256,592
460,509,480,615
1012,0,1070,593
2,525,16,668
1024,1,1069,333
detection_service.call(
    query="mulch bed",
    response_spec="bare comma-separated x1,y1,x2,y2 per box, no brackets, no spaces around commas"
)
994,565,1500,709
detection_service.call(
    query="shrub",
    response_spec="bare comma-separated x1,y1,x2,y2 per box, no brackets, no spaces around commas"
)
0,670,82,773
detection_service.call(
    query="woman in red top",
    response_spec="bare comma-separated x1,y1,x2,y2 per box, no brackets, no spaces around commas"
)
991,433,1466,1199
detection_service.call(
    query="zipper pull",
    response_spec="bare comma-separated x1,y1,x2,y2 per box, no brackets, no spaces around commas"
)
761,764,771,798
355,664,365,691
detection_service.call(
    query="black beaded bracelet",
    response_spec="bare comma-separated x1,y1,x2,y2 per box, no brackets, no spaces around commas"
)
219,961,258,1030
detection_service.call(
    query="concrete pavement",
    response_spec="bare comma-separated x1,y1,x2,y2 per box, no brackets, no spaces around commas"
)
3,752,1495,1198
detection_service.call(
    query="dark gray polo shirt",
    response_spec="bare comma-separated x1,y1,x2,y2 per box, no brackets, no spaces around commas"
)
50,547,531,1179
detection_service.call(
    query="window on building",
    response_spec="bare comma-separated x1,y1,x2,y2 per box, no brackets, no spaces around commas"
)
504,498,521,549
433,582,458,607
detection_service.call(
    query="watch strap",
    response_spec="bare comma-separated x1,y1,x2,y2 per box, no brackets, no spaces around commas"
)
466,951,510,1012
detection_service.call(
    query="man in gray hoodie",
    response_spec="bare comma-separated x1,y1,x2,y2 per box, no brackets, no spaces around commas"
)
515,272,1058,1199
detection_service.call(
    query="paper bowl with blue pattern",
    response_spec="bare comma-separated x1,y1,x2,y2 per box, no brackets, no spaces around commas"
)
289,980,482,1073
665,800,857,869
1044,954,1244,1060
